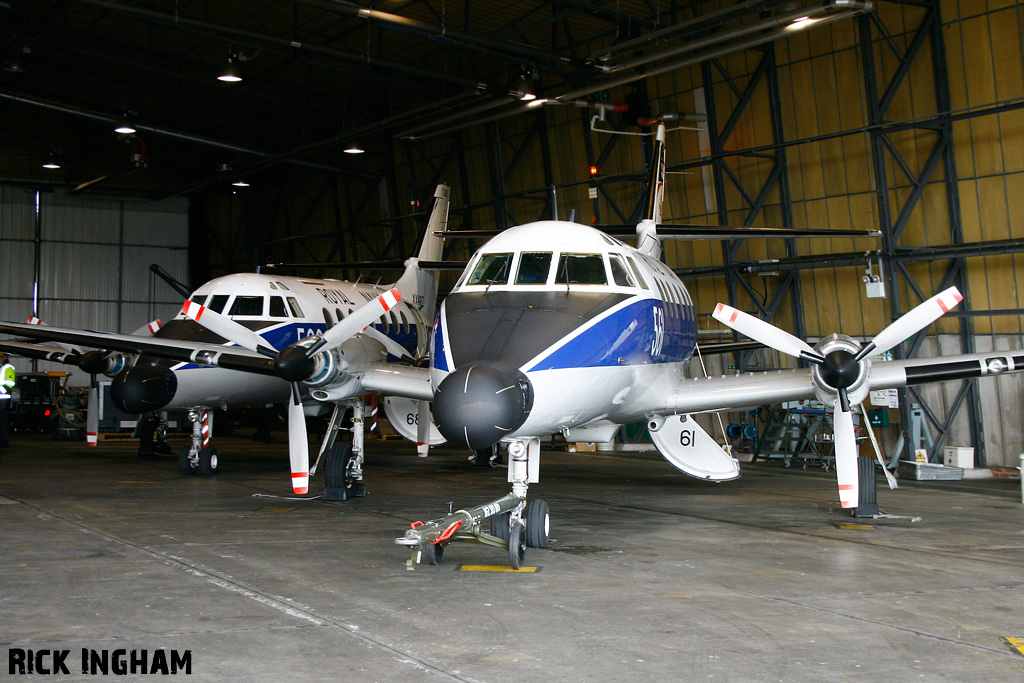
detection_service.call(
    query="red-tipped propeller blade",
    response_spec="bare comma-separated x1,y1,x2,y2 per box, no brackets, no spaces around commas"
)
287,386,309,495
857,287,962,361
712,303,823,363
833,405,858,509
181,301,278,356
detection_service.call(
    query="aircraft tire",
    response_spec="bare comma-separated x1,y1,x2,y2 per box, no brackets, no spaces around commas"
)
525,499,549,548
324,443,352,489
490,511,511,541
178,446,197,475
424,542,444,566
508,521,526,570
199,446,219,476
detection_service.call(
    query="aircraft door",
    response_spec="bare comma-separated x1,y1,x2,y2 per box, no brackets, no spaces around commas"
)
647,414,740,481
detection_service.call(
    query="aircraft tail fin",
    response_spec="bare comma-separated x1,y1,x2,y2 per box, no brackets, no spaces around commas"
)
636,124,666,258
394,184,450,326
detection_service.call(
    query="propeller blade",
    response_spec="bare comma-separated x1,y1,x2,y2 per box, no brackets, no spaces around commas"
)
287,385,309,495
309,288,402,356
833,405,858,509
181,301,277,356
857,286,962,361
712,303,823,363
416,400,431,458
85,383,99,447
131,319,163,337
361,325,415,362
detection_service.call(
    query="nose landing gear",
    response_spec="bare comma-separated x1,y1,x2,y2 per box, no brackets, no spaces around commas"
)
178,409,219,476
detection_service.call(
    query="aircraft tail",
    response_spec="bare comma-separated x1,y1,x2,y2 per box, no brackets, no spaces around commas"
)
394,184,450,326
636,123,666,258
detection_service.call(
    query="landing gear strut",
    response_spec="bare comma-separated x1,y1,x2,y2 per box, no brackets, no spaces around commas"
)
315,399,368,501
396,437,548,568
178,409,218,476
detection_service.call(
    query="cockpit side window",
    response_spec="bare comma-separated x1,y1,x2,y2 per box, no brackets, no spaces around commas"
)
608,254,636,287
208,294,230,313
269,297,288,317
625,257,649,289
189,294,207,307
555,253,607,285
467,253,513,285
287,297,304,318
515,252,552,284
229,296,264,316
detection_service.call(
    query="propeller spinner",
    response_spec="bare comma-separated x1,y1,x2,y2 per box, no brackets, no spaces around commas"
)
713,286,963,509
182,288,402,494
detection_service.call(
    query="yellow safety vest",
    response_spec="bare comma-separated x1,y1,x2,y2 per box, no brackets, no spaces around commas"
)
0,362,14,399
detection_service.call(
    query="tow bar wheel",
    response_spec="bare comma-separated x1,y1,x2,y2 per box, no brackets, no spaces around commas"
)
508,521,526,570
424,541,444,566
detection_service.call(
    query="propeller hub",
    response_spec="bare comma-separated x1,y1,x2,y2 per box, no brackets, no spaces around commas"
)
432,362,533,450
819,348,860,390
275,344,317,383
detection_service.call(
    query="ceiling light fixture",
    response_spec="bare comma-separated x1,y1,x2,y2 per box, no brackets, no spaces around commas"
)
231,179,250,187
114,115,136,135
343,142,365,154
787,16,820,30
217,56,243,83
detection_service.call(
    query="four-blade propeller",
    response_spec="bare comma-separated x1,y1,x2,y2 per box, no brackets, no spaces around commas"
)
182,288,402,494
713,287,963,509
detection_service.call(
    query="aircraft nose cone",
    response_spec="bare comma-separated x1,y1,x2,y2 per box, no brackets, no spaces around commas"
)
110,362,177,414
432,362,533,450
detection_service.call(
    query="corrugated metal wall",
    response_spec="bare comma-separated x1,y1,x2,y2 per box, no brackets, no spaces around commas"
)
1,188,189,387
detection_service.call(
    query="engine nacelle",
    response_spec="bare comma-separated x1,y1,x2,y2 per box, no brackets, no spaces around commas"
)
78,350,128,377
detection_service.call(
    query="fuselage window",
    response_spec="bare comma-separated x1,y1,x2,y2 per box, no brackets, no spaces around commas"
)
515,252,553,284
190,294,207,307
269,296,288,317
555,253,607,285
229,296,264,316
323,308,334,329
287,297,304,318
625,257,649,289
208,294,229,313
467,253,513,285
608,254,636,287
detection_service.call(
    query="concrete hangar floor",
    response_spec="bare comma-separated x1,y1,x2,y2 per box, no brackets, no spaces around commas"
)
2,433,1023,682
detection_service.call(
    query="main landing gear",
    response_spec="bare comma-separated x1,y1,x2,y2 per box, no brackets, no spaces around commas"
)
314,399,368,501
396,437,549,569
179,408,219,476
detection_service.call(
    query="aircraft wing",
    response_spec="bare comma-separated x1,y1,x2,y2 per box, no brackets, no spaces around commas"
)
0,339,82,365
663,349,1022,415
0,321,278,376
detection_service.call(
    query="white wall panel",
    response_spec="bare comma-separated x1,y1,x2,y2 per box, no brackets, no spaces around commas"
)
0,241,36,303
123,197,189,246
0,187,34,240
42,197,121,242
39,242,120,301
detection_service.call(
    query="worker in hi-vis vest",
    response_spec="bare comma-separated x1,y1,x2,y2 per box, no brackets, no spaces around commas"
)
0,352,14,447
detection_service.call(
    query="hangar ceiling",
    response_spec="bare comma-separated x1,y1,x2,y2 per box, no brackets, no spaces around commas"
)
0,0,864,198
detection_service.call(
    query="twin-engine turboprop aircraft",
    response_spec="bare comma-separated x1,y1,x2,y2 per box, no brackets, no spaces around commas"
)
0,187,451,496
399,123,1024,568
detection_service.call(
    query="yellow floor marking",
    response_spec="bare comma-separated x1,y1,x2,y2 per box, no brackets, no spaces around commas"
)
838,524,875,530
459,565,538,573
258,507,296,513
671,595,695,599
1003,637,1024,657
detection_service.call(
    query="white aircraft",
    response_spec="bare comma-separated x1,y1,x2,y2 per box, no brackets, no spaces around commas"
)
0,186,451,497
395,123,1024,568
